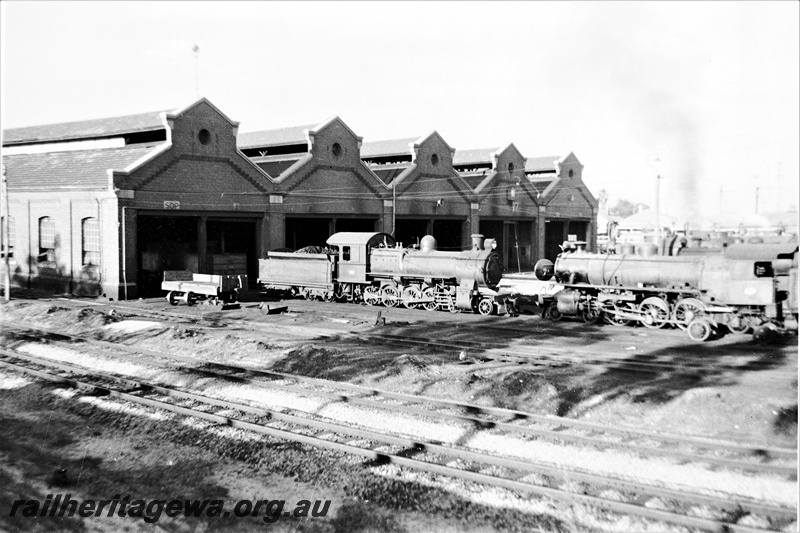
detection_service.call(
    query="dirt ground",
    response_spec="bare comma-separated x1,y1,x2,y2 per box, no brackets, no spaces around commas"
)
1,292,797,532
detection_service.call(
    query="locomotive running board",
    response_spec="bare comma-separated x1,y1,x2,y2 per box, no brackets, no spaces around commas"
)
562,283,697,293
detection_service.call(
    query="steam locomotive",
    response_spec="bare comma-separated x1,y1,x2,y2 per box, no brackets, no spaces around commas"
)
528,241,798,341
257,232,503,313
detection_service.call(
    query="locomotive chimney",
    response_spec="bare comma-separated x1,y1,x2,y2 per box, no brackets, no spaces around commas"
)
471,234,485,251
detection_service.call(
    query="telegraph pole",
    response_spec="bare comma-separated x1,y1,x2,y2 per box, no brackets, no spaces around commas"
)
2,163,10,302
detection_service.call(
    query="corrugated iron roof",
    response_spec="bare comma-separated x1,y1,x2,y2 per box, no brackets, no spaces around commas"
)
360,137,417,158
525,155,560,172
2,145,158,190
237,124,314,149
453,148,498,166
2,110,170,146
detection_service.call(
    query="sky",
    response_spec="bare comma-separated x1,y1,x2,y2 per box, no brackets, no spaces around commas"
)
1,1,798,225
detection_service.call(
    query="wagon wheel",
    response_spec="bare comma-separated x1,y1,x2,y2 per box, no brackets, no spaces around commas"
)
185,292,197,306
166,291,179,306
602,301,634,327
672,298,705,330
580,299,601,324
323,290,336,303
477,298,495,316
381,285,401,307
638,296,669,329
401,286,422,309
544,303,562,321
687,318,713,342
363,286,380,306
421,287,437,311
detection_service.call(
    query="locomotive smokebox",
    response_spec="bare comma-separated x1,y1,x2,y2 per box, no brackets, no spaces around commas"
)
471,234,485,251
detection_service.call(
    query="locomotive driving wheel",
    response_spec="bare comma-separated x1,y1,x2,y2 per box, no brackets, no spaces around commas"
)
401,286,422,309
672,298,705,330
363,286,380,306
421,287,437,311
381,285,401,307
639,296,670,329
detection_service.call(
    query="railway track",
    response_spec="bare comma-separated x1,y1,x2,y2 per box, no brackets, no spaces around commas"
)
44,297,787,376
0,350,795,533
5,323,796,479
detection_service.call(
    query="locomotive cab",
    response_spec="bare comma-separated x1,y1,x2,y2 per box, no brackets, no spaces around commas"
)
326,232,395,285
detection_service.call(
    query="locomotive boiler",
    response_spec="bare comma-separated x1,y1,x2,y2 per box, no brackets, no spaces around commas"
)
369,234,503,313
536,241,799,341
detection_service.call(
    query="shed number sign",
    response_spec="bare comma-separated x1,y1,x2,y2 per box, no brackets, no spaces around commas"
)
163,201,181,210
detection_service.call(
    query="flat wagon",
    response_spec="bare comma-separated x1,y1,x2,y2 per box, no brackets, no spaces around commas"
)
162,270,245,305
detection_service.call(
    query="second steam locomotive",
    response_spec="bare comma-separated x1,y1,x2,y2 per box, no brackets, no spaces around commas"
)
527,242,799,341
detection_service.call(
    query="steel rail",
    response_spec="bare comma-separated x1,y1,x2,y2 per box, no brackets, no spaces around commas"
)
0,355,792,533
5,330,793,477
4,322,795,463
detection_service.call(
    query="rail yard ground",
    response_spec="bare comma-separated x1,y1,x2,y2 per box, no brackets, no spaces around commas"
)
1,289,797,533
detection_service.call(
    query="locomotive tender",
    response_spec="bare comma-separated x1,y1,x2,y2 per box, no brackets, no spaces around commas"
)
258,232,503,313
531,242,798,341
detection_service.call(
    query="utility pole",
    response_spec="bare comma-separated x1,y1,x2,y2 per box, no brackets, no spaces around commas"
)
391,181,396,237
653,171,663,250
2,163,10,302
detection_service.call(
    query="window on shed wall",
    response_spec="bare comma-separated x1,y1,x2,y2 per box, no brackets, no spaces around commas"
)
1,216,14,259
39,217,56,263
82,218,101,266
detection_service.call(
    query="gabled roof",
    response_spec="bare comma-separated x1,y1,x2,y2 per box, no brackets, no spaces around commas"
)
2,145,158,190
360,137,417,158
237,124,315,150
2,110,170,146
453,148,498,166
525,155,560,173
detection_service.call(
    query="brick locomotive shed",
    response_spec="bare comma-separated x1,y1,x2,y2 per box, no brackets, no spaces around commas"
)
1,98,597,300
